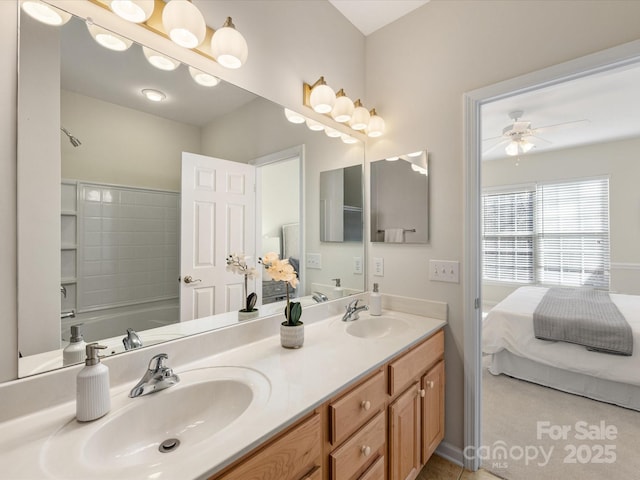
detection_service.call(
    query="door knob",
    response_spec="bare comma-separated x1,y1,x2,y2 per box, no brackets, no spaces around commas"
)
183,275,201,284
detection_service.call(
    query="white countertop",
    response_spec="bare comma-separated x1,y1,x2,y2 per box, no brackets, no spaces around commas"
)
0,298,446,480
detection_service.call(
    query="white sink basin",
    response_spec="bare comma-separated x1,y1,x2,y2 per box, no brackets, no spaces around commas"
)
345,315,410,338
42,366,270,478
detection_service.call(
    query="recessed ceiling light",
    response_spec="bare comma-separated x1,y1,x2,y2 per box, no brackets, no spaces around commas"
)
141,88,166,102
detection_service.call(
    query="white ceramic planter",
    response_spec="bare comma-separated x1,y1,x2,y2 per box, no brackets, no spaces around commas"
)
238,309,259,321
280,321,304,349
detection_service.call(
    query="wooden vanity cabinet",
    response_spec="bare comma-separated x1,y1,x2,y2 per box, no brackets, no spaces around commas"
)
208,328,444,480
387,330,445,480
210,412,322,480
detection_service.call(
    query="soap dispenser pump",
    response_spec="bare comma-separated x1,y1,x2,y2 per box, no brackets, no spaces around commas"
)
332,278,344,298
76,343,111,422
370,283,382,316
63,324,86,365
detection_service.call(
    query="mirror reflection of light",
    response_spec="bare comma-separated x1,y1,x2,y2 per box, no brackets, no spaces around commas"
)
341,134,358,144
87,190,101,202
86,23,133,51
188,67,220,87
324,127,341,138
21,0,71,26
386,156,399,161
407,151,423,157
143,46,180,71
142,89,166,102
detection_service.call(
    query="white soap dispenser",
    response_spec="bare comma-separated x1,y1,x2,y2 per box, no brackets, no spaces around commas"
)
370,283,382,316
76,343,111,422
332,278,344,298
63,324,86,365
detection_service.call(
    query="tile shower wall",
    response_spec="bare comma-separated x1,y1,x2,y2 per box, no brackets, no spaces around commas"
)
78,183,179,312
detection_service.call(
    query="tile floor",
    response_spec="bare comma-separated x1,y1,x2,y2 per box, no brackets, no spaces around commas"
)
418,454,504,480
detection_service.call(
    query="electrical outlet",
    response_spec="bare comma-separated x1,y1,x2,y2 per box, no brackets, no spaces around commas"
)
353,257,363,274
373,257,384,276
306,253,322,269
429,260,460,283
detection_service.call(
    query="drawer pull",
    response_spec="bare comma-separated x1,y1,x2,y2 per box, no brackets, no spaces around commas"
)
360,400,371,411
361,445,372,457
419,388,426,398
428,380,435,389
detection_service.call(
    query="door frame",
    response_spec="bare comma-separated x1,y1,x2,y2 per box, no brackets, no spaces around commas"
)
462,39,640,471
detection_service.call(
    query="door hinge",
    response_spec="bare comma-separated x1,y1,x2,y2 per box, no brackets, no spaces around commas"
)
474,298,480,309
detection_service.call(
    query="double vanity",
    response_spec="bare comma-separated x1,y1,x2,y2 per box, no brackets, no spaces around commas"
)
0,293,446,480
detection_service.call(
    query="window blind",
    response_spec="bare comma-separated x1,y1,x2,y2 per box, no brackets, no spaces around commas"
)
536,178,609,288
482,189,535,283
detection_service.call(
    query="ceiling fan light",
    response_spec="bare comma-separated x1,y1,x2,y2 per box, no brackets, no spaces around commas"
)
309,78,336,114
331,90,354,123
162,0,207,49
284,108,306,124
349,101,370,131
367,109,385,138
21,0,71,26
521,140,534,153
505,141,519,156
87,23,133,51
211,17,249,69
188,66,220,87
110,0,154,23
142,46,180,71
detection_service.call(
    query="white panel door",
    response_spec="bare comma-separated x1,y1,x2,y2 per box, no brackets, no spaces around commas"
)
180,152,255,321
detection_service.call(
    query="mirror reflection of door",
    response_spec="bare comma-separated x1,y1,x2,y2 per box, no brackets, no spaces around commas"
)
180,152,256,321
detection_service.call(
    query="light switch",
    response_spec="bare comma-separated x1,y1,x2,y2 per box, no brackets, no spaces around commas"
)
306,253,322,269
429,260,459,283
353,257,363,274
373,257,384,276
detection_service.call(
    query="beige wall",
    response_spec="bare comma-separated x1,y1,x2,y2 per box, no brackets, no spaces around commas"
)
482,137,640,306
365,0,640,454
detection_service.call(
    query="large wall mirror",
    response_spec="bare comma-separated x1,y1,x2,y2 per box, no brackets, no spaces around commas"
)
370,150,429,244
17,9,364,378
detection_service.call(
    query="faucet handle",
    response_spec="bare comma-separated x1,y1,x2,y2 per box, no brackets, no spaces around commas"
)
346,298,360,310
148,353,169,372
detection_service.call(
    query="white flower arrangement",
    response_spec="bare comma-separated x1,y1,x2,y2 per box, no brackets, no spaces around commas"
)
261,252,301,325
226,253,258,312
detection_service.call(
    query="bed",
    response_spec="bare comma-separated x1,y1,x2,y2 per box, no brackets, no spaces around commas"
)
483,286,640,410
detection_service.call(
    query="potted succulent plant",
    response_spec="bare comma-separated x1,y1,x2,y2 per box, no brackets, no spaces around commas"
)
261,252,303,348
226,253,259,320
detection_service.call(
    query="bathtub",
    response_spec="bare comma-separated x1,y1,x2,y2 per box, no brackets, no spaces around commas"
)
61,299,180,343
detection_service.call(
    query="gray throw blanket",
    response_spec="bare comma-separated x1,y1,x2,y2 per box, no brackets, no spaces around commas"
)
533,288,633,356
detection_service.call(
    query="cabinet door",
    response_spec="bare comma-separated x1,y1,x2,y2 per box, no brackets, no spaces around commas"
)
421,360,445,463
388,382,420,480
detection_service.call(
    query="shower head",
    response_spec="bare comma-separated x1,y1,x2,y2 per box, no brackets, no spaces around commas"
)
61,127,82,147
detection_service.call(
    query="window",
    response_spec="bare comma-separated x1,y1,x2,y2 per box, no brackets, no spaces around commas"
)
482,177,610,288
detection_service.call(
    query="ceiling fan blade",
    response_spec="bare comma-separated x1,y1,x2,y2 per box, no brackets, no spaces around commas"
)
482,133,504,142
482,138,510,155
533,119,590,134
528,134,552,145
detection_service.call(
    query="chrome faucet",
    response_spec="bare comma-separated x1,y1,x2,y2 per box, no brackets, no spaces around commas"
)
312,291,329,303
342,299,369,322
129,353,180,398
122,328,143,350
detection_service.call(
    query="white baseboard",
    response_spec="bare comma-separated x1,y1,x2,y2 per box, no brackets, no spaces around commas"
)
435,441,464,467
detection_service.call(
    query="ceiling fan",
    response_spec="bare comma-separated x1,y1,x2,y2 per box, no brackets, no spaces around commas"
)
483,110,588,157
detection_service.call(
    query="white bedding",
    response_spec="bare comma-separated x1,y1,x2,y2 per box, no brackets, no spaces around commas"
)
483,286,640,387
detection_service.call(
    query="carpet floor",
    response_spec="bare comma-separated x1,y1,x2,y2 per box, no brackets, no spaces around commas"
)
482,356,640,479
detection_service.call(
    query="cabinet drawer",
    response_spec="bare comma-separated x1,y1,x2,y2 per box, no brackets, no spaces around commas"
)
359,455,385,480
330,370,386,445
215,413,321,480
389,330,444,397
330,411,386,480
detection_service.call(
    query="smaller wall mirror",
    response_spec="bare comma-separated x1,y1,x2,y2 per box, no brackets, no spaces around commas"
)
319,165,363,242
370,150,429,244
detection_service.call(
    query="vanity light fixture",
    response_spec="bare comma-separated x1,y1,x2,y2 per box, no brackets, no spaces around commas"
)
142,46,180,71
341,134,358,144
87,22,133,51
305,77,336,114
188,66,220,87
141,88,166,102
110,0,154,23
93,0,250,70
305,118,325,132
210,17,249,69
161,0,207,49
324,127,341,138
349,100,370,131
21,0,71,26
331,89,355,123
366,109,385,138
284,108,306,124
